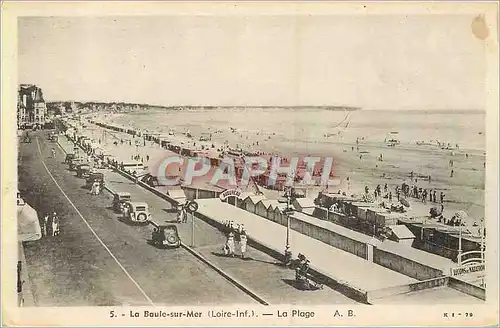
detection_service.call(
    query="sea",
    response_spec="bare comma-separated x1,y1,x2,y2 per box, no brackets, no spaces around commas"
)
109,108,486,153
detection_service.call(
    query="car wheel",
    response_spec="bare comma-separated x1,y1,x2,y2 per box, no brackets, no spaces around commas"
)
167,235,178,244
136,213,147,222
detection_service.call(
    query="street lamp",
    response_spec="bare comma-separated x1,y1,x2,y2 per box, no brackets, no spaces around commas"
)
283,187,294,265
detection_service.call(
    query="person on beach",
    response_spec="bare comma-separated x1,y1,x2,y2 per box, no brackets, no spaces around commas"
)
422,189,428,203
428,175,431,183
365,186,369,194
440,192,445,204
384,183,388,193
450,169,454,178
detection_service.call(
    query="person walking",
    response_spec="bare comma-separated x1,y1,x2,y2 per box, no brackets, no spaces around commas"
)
95,181,101,195
51,148,56,158
52,213,60,236
226,231,235,257
41,214,49,237
90,181,97,195
240,230,248,259
46,213,55,237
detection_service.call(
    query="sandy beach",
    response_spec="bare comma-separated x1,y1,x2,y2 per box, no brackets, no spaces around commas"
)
75,108,486,225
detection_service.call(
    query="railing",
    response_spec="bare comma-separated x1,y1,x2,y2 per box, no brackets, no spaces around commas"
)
458,250,485,266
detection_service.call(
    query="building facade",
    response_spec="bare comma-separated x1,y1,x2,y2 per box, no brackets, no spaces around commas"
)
18,84,47,128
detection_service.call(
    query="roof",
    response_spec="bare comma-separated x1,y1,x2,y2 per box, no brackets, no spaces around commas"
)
293,197,316,209
243,195,266,204
128,201,148,206
388,225,415,240
302,207,316,216
168,189,186,200
238,191,255,200
378,239,455,272
262,200,279,209
17,202,42,242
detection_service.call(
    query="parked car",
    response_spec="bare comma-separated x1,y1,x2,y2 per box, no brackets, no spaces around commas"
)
76,164,91,178
112,192,131,213
121,201,151,224
65,153,76,164
86,172,105,189
48,132,58,142
69,159,85,171
151,225,181,248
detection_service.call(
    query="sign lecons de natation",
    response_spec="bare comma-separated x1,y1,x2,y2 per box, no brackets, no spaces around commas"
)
450,263,485,277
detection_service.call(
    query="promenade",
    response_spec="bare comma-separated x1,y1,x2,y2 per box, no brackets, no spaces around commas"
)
56,136,360,305
195,198,417,293
57,123,484,304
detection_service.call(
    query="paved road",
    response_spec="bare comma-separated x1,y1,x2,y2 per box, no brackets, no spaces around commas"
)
57,137,359,305
19,131,358,306
18,131,252,306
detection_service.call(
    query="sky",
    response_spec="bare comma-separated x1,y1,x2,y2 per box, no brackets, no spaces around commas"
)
18,15,486,110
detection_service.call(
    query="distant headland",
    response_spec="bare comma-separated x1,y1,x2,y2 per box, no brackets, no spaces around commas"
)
46,101,361,115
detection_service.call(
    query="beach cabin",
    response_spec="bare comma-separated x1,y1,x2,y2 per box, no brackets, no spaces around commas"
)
273,206,286,225
120,161,146,175
254,199,279,219
255,200,269,218
242,195,266,214
292,197,316,214
168,188,187,205
387,225,415,246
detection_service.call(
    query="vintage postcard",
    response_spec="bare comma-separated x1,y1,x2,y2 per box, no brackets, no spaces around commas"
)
1,1,499,326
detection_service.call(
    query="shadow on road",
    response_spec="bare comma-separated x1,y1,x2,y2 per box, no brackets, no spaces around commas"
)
282,278,322,291
162,208,177,214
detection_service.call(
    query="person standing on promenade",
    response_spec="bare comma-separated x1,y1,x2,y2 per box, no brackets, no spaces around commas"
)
240,230,248,259
440,192,445,204
226,231,235,257
52,214,60,236
41,214,49,237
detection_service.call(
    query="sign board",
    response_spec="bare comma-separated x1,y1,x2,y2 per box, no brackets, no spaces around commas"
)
186,200,199,213
219,189,242,201
450,263,485,276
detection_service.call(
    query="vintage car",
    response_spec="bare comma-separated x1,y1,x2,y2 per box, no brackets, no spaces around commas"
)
86,172,105,189
112,192,131,213
121,201,151,224
76,164,91,178
69,159,85,171
65,153,76,164
48,132,58,142
151,225,181,248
